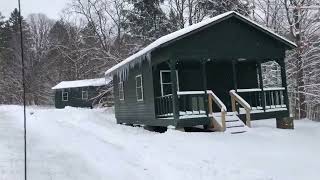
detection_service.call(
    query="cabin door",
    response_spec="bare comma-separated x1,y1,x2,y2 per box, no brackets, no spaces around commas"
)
206,61,235,110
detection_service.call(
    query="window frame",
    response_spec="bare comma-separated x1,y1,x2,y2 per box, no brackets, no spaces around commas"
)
135,74,144,102
160,70,179,97
118,81,124,101
82,90,88,100
62,90,68,102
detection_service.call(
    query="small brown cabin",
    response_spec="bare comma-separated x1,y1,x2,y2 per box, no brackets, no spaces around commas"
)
105,11,296,132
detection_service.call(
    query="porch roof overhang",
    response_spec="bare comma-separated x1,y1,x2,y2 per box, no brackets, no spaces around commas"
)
105,11,297,76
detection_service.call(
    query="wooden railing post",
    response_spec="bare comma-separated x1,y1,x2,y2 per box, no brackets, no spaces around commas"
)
231,96,236,112
208,94,213,114
221,111,226,131
246,111,251,127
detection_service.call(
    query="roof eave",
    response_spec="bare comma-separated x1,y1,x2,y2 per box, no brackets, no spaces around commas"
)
105,11,297,75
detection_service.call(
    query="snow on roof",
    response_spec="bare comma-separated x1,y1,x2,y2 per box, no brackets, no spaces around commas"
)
52,77,111,90
105,11,296,76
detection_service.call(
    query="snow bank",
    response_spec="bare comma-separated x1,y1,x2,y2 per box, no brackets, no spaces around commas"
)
0,105,319,180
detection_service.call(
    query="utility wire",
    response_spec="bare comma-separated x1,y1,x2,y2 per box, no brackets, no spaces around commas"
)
17,0,27,180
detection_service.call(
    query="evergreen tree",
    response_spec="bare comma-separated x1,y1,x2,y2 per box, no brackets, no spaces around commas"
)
0,9,34,104
124,0,171,49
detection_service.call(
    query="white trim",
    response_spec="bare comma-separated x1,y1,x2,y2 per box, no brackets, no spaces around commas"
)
237,87,285,92
264,87,285,91
160,70,179,97
82,90,88,100
119,81,124,101
237,88,262,92
135,74,144,101
62,90,68,101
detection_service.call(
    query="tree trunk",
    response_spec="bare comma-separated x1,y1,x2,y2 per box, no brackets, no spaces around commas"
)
295,51,306,119
292,7,306,119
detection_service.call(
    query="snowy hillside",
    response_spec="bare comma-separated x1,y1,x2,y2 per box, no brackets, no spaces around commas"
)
0,105,320,180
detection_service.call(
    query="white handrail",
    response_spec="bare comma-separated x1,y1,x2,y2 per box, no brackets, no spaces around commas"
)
237,87,285,93
177,91,206,95
263,87,285,91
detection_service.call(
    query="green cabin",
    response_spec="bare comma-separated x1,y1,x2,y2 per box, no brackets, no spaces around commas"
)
105,11,296,133
52,78,112,109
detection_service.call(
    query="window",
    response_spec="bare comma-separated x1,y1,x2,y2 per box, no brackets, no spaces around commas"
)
62,90,68,101
136,75,143,101
119,81,124,100
160,70,179,96
82,90,88,100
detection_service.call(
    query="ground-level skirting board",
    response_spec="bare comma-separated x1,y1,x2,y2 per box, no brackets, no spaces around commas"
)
117,116,211,128
117,111,289,128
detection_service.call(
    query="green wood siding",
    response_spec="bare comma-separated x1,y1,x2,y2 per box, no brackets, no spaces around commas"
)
54,86,101,108
112,15,291,128
113,61,156,124
152,17,286,62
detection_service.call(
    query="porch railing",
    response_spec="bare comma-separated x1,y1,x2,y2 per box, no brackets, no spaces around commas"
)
230,90,251,127
177,91,207,116
155,94,173,117
155,91,227,130
236,87,287,112
155,92,207,118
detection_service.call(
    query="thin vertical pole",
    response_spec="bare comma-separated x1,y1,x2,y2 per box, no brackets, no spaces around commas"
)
18,1,27,180
258,62,266,112
232,60,239,112
279,60,290,113
232,60,238,91
170,58,179,126
201,60,209,116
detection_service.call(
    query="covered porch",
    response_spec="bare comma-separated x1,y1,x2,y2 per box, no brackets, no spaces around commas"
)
152,58,289,129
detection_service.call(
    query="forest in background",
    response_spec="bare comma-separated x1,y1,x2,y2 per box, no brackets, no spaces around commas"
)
0,0,319,120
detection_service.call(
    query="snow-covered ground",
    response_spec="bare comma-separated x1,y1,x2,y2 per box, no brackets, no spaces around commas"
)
0,105,320,180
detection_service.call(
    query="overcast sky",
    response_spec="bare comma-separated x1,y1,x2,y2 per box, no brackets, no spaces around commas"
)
0,0,68,20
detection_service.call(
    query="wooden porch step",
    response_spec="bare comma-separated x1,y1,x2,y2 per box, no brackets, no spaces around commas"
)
225,119,239,122
230,130,247,134
226,124,245,128
224,112,248,134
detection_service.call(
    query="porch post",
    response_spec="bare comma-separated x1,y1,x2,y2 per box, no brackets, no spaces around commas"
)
232,60,239,113
257,61,266,112
232,60,238,91
279,60,290,113
170,58,179,126
201,60,209,117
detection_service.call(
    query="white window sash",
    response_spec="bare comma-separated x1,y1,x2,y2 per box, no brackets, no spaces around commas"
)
119,82,124,101
82,90,88,100
136,74,144,101
62,91,68,101
160,70,179,97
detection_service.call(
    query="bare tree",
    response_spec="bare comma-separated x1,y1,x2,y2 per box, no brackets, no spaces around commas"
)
67,0,130,64
251,0,320,119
